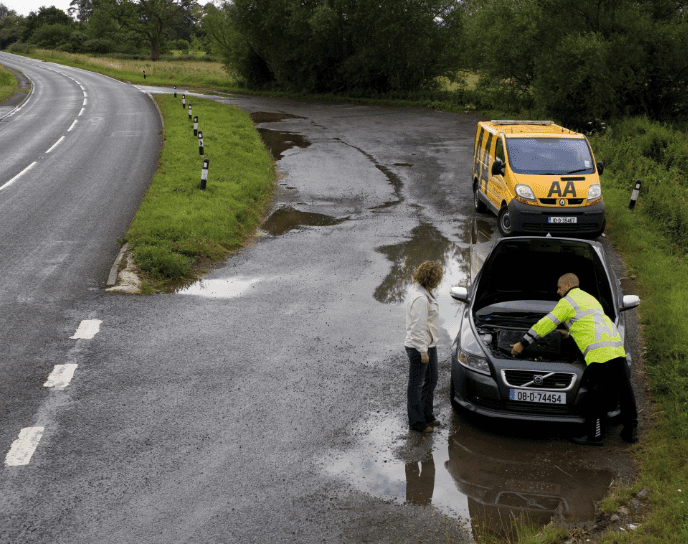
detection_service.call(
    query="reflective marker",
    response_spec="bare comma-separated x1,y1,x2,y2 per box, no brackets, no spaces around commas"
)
201,158,209,190
5,427,44,467
629,179,641,210
193,116,198,136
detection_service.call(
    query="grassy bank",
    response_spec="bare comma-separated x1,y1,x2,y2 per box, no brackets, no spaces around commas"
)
125,95,275,291
0,63,18,103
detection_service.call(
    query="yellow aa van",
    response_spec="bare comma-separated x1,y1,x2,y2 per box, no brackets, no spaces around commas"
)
472,120,606,237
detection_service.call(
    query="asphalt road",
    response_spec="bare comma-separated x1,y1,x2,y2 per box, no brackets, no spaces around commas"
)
0,69,646,543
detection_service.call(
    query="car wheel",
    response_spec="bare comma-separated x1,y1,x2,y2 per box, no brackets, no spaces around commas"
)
498,206,514,237
473,182,487,213
593,217,607,239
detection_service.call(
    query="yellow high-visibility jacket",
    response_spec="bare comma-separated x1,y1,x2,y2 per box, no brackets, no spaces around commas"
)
521,288,625,365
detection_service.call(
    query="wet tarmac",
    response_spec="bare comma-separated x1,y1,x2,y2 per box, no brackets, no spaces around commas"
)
112,86,644,543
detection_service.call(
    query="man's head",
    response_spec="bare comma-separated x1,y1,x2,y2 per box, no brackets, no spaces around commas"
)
557,273,580,298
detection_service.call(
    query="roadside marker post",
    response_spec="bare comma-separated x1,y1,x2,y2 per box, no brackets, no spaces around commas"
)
188,104,192,120
201,158,209,190
193,116,198,136
198,130,204,156
174,85,177,98
629,179,642,210
182,94,186,109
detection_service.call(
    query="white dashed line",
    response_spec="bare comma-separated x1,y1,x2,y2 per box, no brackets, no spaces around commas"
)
68,119,78,132
70,319,102,339
46,136,65,153
43,364,78,389
0,162,37,192
5,427,44,467
78,108,85,116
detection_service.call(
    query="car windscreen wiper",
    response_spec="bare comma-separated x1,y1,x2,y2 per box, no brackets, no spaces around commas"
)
565,168,591,174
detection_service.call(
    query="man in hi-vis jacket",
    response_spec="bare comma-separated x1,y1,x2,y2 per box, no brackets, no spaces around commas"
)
511,273,638,446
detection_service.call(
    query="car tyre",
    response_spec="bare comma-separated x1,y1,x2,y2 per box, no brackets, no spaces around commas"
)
498,206,515,237
473,182,487,213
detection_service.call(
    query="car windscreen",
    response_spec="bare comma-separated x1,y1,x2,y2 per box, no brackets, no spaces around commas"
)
505,137,595,175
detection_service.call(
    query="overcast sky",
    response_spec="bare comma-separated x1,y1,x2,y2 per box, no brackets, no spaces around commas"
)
4,1,74,17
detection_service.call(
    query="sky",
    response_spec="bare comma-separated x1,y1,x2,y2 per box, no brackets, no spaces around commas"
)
4,0,74,17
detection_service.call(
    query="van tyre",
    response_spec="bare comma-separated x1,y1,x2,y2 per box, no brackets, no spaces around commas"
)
498,206,515,237
473,182,487,213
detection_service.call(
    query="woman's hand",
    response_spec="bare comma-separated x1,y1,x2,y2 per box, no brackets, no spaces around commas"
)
511,342,524,357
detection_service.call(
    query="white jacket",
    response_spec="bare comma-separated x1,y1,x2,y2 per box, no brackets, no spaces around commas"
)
404,284,439,354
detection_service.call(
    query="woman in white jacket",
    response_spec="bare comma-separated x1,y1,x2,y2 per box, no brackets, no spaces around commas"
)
404,261,443,433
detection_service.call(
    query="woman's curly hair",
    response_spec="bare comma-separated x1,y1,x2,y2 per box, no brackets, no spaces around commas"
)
413,261,443,290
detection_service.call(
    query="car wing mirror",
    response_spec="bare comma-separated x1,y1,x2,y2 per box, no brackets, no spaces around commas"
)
450,286,470,303
620,294,640,311
491,158,505,177
597,161,604,175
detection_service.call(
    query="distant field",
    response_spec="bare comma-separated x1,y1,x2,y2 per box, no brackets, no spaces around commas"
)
0,63,18,103
28,49,235,88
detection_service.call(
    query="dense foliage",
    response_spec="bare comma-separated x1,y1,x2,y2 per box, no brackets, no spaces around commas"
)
462,0,688,127
205,0,463,93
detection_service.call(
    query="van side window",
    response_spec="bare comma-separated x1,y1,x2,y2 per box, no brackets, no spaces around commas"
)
474,128,485,167
482,133,493,169
495,137,505,163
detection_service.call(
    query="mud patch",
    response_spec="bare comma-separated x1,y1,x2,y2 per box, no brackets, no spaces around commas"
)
261,206,349,236
258,128,311,160
250,111,306,124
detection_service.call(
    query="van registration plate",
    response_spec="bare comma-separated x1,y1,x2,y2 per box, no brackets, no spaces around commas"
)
509,389,565,404
548,217,577,224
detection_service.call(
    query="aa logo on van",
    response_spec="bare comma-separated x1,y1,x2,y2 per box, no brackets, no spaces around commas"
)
547,181,577,197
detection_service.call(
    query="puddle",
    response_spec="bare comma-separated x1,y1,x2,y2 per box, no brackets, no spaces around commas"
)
261,206,349,236
324,414,614,542
250,112,306,124
373,222,471,340
177,277,260,298
257,128,311,160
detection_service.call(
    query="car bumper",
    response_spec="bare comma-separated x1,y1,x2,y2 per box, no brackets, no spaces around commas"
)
508,199,605,236
451,356,586,424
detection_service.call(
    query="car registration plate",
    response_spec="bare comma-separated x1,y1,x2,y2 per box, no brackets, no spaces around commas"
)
548,217,577,224
509,389,565,404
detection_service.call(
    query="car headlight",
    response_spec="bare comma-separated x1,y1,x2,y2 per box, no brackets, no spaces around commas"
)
458,320,491,375
587,184,602,201
458,349,491,375
515,184,536,201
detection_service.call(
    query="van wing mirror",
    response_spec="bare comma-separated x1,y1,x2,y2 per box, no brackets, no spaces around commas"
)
450,286,470,303
620,294,640,311
596,161,604,175
491,158,505,176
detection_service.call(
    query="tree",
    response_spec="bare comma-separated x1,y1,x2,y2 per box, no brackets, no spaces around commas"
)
207,0,463,93
94,0,197,60
23,6,73,42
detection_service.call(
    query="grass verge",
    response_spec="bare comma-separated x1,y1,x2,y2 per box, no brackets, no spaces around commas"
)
124,95,275,292
0,63,18,103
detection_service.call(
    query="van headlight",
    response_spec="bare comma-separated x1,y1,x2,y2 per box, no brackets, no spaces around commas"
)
458,322,491,375
587,184,602,201
515,184,536,201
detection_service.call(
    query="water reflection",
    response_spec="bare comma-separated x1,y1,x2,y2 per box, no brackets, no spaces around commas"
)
261,206,349,236
405,456,435,506
257,128,311,160
373,222,470,339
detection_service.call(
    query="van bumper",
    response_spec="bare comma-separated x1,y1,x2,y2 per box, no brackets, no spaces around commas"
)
508,200,605,236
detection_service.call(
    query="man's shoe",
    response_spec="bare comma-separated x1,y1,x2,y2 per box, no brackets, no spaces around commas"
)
420,426,434,433
570,434,604,446
620,426,638,444
428,419,441,426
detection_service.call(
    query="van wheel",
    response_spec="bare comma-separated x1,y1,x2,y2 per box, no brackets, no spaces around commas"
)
498,206,515,237
473,182,487,213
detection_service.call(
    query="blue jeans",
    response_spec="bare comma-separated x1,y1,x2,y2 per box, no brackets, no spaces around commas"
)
405,346,438,431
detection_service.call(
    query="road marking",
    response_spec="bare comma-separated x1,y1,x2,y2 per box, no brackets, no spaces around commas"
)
5,427,44,467
0,162,36,192
45,136,65,153
70,319,102,339
78,108,85,117
43,364,78,389
82,98,87,106
68,119,78,132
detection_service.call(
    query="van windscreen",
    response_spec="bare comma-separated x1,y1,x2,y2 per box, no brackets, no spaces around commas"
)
505,137,595,175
